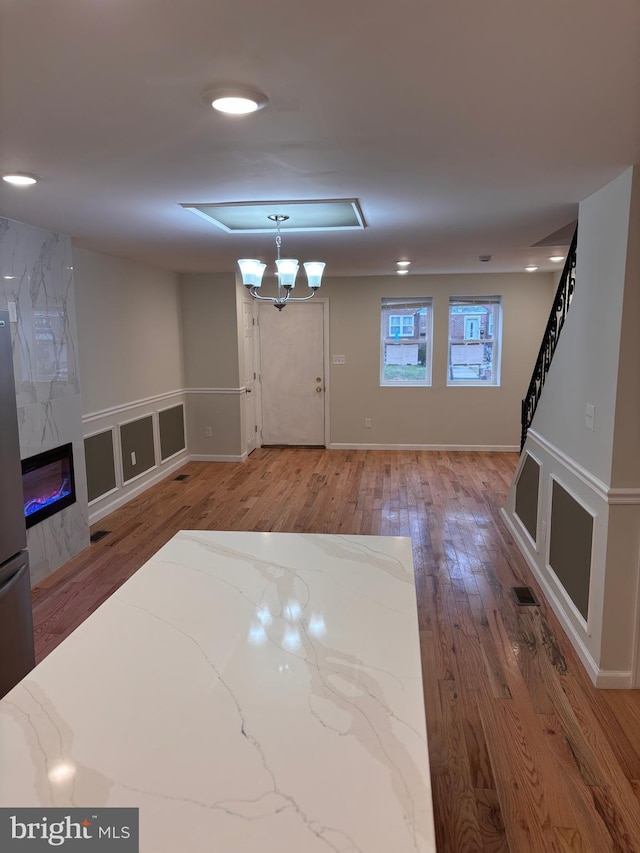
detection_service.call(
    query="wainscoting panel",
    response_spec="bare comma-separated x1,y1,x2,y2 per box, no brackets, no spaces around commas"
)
514,452,540,545
84,429,117,503
502,428,640,687
549,478,594,622
83,391,189,524
158,403,186,461
120,415,156,483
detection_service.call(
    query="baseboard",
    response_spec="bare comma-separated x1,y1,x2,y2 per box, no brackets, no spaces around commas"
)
500,506,605,688
189,453,248,462
88,454,189,524
593,669,633,689
329,443,519,452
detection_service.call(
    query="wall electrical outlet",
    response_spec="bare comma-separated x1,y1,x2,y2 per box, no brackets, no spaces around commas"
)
364,418,372,429
205,426,213,437
332,354,346,365
131,451,137,465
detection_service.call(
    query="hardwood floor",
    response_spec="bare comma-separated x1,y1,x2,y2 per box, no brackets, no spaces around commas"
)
32,448,640,851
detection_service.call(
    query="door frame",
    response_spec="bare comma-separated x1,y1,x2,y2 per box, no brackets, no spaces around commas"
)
255,297,330,448
242,298,260,454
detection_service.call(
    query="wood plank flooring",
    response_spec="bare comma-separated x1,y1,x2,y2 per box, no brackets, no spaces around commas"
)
31,448,640,851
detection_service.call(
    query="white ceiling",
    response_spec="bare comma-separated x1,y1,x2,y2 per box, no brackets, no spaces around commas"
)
1,0,639,277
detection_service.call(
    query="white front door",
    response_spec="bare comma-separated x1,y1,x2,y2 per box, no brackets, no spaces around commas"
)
243,301,257,455
258,301,325,446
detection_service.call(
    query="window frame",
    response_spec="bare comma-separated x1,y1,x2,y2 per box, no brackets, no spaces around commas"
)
380,298,433,387
447,297,502,387
388,314,415,338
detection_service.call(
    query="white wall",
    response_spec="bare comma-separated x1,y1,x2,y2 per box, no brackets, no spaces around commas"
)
323,272,555,449
503,166,640,687
530,169,634,486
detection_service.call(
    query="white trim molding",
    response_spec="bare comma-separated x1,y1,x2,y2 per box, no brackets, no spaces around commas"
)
83,390,186,424
185,387,245,396
329,442,519,452
527,429,610,500
89,454,188,525
189,452,248,463
500,506,632,688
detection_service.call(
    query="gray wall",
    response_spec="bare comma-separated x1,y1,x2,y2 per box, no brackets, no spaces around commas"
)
323,272,555,448
74,247,184,414
73,247,188,521
180,273,244,458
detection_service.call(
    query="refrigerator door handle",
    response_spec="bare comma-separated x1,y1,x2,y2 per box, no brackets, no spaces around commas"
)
0,562,29,597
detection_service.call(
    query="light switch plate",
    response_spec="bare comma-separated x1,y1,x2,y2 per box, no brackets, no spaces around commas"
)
585,404,595,431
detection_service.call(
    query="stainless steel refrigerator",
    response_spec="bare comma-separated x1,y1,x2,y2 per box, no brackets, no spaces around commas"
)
0,309,35,698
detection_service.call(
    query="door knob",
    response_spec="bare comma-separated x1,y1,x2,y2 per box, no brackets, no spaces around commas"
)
316,376,322,382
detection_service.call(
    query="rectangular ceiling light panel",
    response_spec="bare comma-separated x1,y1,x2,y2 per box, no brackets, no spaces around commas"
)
181,199,366,233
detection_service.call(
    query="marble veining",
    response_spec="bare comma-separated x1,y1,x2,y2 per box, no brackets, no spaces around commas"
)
0,216,89,583
0,531,435,851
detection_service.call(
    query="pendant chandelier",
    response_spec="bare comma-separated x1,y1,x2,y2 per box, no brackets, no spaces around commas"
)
238,215,325,310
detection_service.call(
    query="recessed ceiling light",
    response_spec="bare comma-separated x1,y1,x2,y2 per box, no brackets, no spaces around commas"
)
203,85,268,115
396,260,411,267
2,172,39,186
396,269,409,275
525,265,538,272
549,255,565,262
3,275,17,280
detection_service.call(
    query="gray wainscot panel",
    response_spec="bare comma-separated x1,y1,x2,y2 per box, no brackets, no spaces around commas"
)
549,480,593,622
515,453,540,543
120,416,155,483
84,430,117,502
159,404,186,461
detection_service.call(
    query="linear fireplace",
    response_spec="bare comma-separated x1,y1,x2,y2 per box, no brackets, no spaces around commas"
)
21,443,76,529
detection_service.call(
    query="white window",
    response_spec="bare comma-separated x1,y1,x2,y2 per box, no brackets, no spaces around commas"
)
389,315,414,337
448,297,501,385
381,298,433,386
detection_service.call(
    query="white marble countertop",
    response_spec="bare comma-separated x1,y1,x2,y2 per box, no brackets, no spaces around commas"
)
0,531,435,851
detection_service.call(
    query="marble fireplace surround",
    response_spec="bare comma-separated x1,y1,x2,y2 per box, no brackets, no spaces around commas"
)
0,217,90,586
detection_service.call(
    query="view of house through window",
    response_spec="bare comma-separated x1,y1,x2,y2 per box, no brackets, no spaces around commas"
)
448,297,501,384
380,298,432,385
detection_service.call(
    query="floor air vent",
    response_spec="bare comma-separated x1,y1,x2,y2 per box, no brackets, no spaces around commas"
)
511,586,540,606
90,530,111,543
174,474,189,481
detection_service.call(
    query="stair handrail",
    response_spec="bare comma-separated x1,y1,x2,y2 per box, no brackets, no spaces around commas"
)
521,226,578,450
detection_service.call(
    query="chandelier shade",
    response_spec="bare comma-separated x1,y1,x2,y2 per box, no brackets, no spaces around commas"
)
238,215,325,309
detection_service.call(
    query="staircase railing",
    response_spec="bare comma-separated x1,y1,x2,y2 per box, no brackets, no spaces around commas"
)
520,226,578,451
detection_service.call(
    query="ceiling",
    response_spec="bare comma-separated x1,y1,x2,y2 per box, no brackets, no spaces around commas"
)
1,0,639,278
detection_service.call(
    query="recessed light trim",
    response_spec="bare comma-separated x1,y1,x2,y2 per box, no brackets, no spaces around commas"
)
203,85,268,115
2,172,40,186
525,265,538,272
549,255,565,262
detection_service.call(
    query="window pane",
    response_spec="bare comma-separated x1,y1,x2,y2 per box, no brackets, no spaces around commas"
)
448,298,501,385
381,299,432,386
